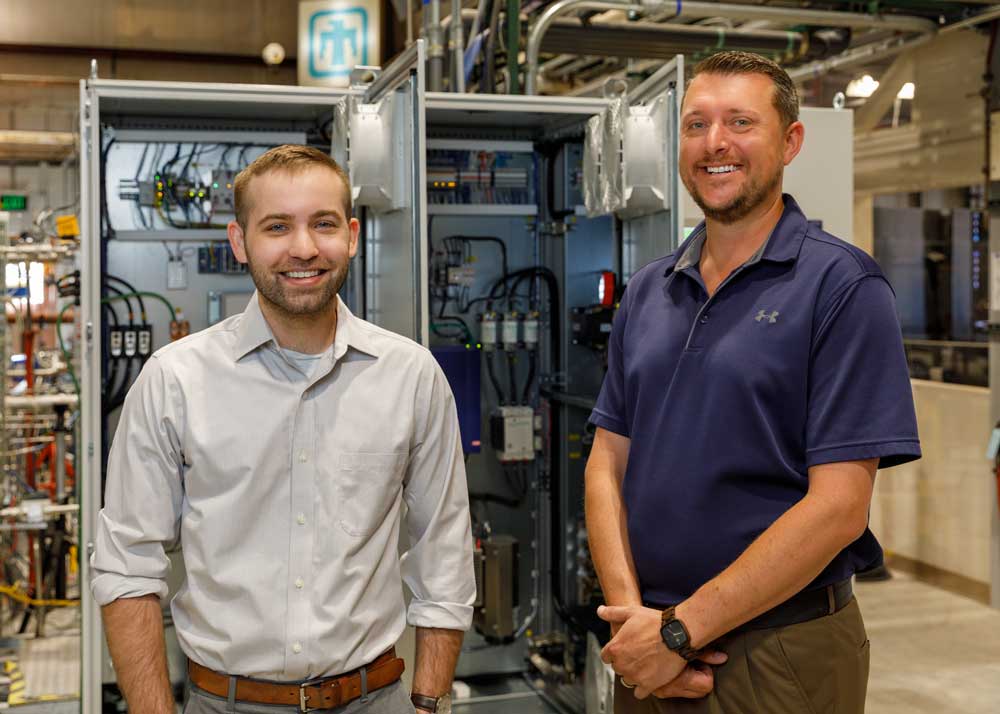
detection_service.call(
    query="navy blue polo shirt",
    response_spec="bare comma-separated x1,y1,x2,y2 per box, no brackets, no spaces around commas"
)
590,195,920,606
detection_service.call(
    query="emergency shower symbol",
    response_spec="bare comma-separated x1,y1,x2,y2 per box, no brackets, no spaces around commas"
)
755,310,780,324
309,9,369,78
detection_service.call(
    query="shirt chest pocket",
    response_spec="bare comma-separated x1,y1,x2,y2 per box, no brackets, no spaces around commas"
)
334,451,407,537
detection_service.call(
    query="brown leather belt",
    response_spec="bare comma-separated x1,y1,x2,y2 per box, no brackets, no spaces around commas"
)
188,649,405,713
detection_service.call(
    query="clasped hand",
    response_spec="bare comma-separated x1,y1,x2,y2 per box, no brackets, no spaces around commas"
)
597,605,728,700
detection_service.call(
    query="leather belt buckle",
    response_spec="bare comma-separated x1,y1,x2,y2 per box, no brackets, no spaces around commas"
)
299,678,336,713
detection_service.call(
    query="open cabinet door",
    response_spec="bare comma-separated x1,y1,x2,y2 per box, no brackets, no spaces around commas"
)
333,40,429,344
583,55,685,280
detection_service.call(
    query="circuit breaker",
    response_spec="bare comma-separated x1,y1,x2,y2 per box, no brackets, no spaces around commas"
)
490,406,535,462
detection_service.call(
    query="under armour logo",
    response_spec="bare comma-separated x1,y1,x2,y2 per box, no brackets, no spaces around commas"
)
755,310,779,324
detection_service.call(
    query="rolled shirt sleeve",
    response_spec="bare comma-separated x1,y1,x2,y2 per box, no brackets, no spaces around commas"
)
400,356,476,631
806,275,921,469
90,356,185,606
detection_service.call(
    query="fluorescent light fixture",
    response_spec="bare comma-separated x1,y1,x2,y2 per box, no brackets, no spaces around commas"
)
897,82,915,100
845,74,879,98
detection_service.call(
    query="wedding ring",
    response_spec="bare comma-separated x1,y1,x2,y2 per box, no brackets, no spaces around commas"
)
621,677,637,689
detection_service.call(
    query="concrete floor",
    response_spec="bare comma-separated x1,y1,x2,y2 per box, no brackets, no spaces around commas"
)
860,574,1000,714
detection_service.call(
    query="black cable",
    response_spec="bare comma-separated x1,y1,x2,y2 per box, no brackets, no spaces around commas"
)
105,275,146,320
508,267,560,370
100,137,117,240
522,350,537,405
506,351,518,407
101,302,120,397
447,236,509,297
485,350,506,405
102,284,136,411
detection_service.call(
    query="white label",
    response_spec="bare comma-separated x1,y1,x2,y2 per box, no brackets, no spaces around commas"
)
167,260,187,290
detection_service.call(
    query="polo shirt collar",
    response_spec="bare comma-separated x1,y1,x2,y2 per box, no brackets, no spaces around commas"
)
663,194,809,276
232,292,380,362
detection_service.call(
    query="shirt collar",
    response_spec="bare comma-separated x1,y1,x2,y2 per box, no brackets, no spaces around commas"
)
232,293,380,362
663,193,809,276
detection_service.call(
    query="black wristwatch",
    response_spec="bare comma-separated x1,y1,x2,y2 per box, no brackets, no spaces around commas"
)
660,606,699,661
411,693,452,714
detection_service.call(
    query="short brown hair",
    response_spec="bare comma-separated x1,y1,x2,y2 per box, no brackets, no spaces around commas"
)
689,51,799,127
233,144,352,229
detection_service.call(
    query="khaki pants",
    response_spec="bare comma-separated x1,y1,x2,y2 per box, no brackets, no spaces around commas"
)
615,598,870,714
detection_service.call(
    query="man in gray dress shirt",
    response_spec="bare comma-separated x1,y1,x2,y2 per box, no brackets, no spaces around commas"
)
92,145,475,714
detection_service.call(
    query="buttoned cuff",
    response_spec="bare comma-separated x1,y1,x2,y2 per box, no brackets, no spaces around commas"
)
406,597,473,631
90,572,169,607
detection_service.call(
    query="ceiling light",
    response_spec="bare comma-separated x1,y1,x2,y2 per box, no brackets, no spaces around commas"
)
897,82,915,100
845,74,879,98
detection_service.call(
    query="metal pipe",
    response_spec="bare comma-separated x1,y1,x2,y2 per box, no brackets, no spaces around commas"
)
507,0,522,93
540,19,806,61
787,33,933,83
425,0,446,91
940,4,1000,34
525,0,937,94
54,406,68,502
664,1,937,34
451,0,466,91
33,536,45,637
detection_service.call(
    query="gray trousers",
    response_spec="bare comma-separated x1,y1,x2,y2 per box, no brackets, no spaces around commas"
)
185,681,417,714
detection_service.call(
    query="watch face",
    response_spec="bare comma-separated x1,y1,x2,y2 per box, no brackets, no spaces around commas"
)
662,621,688,649
438,694,452,714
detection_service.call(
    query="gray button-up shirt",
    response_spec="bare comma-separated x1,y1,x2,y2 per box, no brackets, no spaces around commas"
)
91,294,475,680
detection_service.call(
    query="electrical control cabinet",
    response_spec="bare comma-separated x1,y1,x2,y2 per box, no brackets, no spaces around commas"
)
79,46,428,714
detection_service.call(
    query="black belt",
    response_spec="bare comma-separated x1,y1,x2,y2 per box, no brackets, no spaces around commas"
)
647,578,853,634
734,578,854,633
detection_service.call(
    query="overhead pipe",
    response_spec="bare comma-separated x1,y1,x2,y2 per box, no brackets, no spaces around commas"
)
525,0,937,94
539,20,810,62
787,5,1000,84
424,0,446,91
661,1,937,34
451,0,466,90
786,32,933,83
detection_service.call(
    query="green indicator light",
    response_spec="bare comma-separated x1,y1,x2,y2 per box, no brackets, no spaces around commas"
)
476,343,482,349
212,182,219,189
465,343,471,349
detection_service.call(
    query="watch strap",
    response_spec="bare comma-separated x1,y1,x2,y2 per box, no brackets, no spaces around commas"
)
661,606,700,661
411,693,439,712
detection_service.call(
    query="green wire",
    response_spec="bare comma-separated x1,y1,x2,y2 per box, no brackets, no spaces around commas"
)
55,302,80,396
55,289,177,397
101,290,177,318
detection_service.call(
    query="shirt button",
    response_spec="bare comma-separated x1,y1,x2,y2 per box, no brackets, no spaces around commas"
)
296,513,306,525
298,451,308,463
295,577,304,589
292,643,302,654
699,314,710,324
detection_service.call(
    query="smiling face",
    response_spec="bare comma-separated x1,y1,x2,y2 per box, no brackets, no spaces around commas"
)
227,165,360,321
679,72,803,225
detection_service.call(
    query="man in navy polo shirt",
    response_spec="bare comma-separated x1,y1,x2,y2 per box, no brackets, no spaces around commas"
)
585,51,920,714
